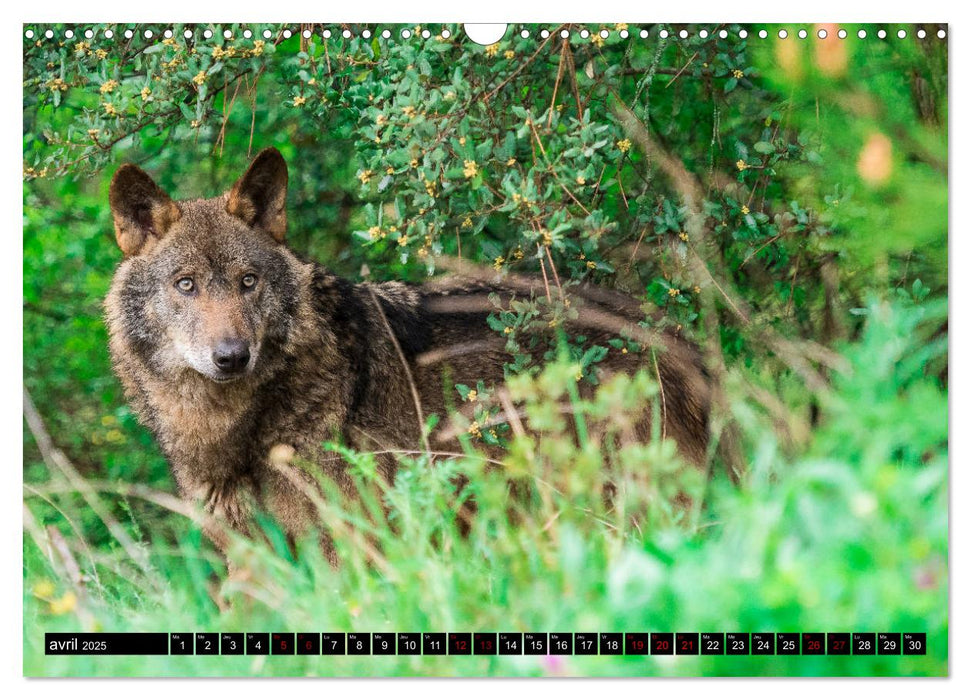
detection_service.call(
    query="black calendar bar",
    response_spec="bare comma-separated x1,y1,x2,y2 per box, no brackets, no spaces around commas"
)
43,632,927,656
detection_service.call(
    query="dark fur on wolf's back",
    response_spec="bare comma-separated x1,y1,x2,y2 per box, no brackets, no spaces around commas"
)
104,148,712,555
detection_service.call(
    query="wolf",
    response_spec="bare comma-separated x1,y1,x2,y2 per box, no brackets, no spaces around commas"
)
104,148,713,556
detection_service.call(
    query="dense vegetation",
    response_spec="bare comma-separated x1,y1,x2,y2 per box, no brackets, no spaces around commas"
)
23,23,947,676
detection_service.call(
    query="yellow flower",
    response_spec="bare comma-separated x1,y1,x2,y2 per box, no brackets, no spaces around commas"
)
253,40,265,55
386,166,394,175
591,34,605,47
46,78,68,92
74,42,89,52
489,429,498,439
506,157,516,166
95,48,108,59
741,205,750,215
504,50,515,59
87,128,100,138
586,261,597,269
410,158,419,168
617,138,632,153
368,226,382,240
679,231,689,241
513,247,524,260
402,105,416,118
424,179,437,196
575,370,583,381
398,235,409,246
576,175,586,185
621,347,628,354
466,389,478,402
458,136,467,146
461,216,472,229
292,95,306,107
615,23,628,32
467,421,482,438
541,230,553,247
485,44,499,57
463,160,479,179
99,79,118,94
493,256,505,271
668,288,681,297
192,71,207,85
693,285,701,294
140,86,152,100
736,159,748,171
49,592,77,615
103,102,117,116
190,119,200,128
504,327,513,335
32,579,55,598
732,69,744,79
358,169,374,185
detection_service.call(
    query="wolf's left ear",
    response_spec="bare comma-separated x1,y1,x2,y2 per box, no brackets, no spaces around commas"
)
226,147,288,242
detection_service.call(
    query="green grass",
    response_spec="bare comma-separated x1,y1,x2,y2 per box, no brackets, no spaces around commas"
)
23,298,948,677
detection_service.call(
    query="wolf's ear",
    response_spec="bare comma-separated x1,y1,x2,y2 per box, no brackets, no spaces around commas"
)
109,165,181,257
226,148,288,242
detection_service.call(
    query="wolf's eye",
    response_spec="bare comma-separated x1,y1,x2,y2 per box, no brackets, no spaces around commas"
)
175,277,195,294
241,273,258,290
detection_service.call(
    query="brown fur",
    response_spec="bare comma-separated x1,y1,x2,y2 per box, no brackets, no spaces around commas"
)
104,149,712,559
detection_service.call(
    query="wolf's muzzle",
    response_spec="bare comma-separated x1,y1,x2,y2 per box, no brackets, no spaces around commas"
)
212,339,251,375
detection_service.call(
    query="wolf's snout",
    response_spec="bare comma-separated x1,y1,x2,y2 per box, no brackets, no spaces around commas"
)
212,339,251,374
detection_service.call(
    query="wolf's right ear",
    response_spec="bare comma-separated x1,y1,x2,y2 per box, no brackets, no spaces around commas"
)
109,165,181,257
226,148,288,242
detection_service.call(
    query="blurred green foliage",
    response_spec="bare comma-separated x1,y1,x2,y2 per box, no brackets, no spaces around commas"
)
22,23,947,676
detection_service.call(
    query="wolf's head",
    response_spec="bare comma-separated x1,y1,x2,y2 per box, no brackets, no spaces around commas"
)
107,148,304,384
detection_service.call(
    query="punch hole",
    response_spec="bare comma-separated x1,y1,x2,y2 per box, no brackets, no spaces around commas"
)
422,30,430,38
124,29,133,39
104,29,113,38
144,30,153,39
679,29,688,39
858,29,867,38
283,29,292,39
203,29,213,39
364,29,374,39
897,29,907,39
719,29,728,38
599,29,609,39
85,29,94,39
24,29,33,39
263,29,272,39
540,29,550,39
798,29,807,39
441,29,451,39
343,29,353,38
817,29,827,39
65,29,74,39
639,29,648,38
560,29,569,39
464,24,507,46
45,29,54,38
659,29,669,39
778,29,788,39
877,29,887,39
917,29,926,39
401,29,411,38
302,29,311,39
381,29,390,39
758,30,768,39
700,29,709,39
520,29,529,38
739,29,748,39
938,29,946,39
243,29,252,39
838,29,847,39
620,29,629,38
224,29,233,39
580,29,589,39
164,29,173,38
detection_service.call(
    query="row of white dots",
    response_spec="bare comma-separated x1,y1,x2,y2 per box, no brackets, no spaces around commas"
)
24,26,948,41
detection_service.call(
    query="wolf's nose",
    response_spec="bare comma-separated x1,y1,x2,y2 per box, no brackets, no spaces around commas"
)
213,340,251,373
